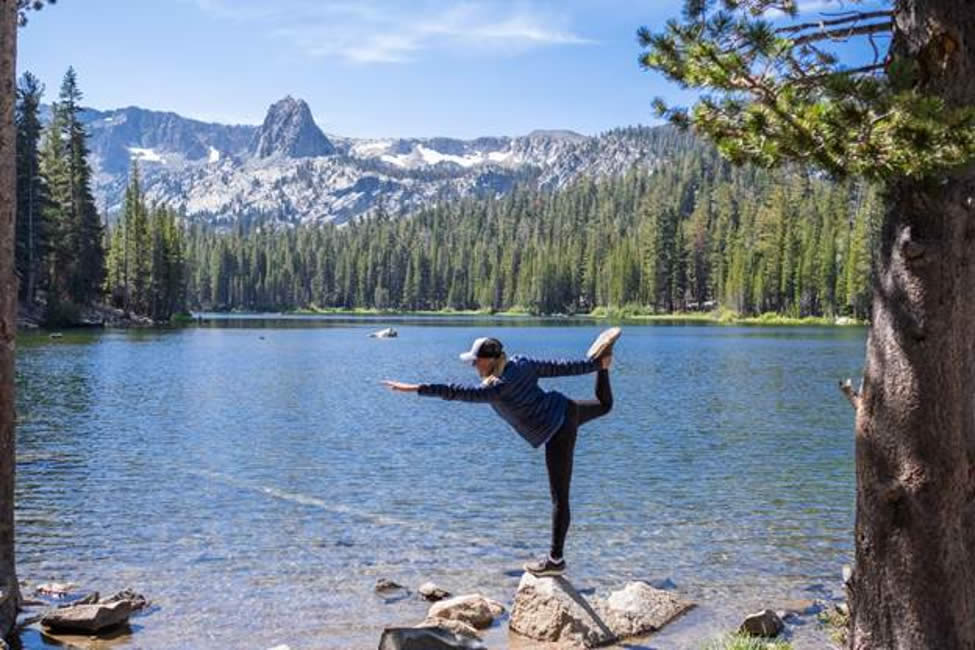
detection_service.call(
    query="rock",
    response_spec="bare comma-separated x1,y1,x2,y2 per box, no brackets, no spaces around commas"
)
739,609,785,637
415,616,481,640
101,589,148,610
428,594,505,630
419,581,451,601
378,626,485,650
836,602,850,616
598,580,694,638
509,573,616,648
375,578,406,593
34,582,77,597
41,600,133,634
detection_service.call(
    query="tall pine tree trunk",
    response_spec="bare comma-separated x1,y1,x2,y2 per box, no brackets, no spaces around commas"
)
849,2,975,646
0,0,20,638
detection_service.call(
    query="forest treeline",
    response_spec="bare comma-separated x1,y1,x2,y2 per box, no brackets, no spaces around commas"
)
185,132,880,319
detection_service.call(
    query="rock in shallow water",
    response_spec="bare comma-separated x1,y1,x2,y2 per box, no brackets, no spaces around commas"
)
418,581,451,601
375,578,406,593
510,574,695,648
41,600,133,634
427,594,505,629
509,573,617,648
739,608,785,637
379,626,485,650
599,580,694,638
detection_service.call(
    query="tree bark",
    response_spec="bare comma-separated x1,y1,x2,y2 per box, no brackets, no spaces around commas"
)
0,0,19,640
849,2,975,647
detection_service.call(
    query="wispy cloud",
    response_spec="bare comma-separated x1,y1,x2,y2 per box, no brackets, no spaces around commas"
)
196,0,595,64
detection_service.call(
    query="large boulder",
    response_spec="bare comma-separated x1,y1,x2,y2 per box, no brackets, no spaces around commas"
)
509,573,617,648
40,600,133,633
378,626,485,650
597,580,694,638
428,594,505,630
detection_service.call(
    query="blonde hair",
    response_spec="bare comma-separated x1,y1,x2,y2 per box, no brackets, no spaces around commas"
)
481,352,508,385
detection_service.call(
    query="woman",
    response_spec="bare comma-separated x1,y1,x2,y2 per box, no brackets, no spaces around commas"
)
382,327,620,577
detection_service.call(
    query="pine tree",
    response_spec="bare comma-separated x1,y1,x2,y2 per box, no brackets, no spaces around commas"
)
57,67,103,305
14,71,47,304
640,1,975,645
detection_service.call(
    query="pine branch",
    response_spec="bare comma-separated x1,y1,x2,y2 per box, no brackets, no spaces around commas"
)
793,21,893,46
775,10,893,36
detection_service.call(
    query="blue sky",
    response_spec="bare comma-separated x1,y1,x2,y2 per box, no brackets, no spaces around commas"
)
17,0,880,139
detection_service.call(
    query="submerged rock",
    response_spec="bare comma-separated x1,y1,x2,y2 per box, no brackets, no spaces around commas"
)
379,626,485,650
509,573,616,648
419,581,451,601
375,578,406,593
41,600,133,634
427,594,504,629
739,609,785,637
598,580,694,638
778,598,823,618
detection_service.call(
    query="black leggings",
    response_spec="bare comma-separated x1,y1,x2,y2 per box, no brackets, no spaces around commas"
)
544,368,613,560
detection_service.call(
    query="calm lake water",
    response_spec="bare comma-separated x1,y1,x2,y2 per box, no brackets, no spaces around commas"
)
13,317,864,649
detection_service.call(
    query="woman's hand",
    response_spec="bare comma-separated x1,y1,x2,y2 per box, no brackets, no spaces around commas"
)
382,380,420,392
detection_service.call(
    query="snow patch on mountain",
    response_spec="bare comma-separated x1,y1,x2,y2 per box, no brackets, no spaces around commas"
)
128,147,164,164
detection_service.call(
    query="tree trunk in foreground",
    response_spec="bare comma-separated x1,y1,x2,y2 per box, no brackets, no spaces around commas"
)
0,0,19,639
849,3,975,647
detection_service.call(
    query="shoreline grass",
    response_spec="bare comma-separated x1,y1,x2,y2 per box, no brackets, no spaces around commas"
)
703,633,793,650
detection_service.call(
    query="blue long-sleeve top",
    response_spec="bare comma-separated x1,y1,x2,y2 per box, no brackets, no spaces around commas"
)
417,355,598,447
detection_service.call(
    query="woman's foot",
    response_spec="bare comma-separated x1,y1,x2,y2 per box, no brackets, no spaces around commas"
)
523,555,566,577
587,327,622,361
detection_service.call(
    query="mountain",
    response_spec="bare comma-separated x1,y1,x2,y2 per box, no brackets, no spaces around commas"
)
251,96,335,159
52,96,679,226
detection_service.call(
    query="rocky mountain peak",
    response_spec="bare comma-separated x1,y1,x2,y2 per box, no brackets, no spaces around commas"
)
252,96,335,158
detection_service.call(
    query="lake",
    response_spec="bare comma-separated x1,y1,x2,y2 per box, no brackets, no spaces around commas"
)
13,316,864,649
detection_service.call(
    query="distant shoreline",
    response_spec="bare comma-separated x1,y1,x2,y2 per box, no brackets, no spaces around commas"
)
278,306,867,327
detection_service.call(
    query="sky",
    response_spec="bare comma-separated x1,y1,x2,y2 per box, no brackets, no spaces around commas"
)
17,0,881,140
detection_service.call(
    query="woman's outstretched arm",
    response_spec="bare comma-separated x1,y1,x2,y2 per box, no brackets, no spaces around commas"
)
382,378,508,403
528,357,598,378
